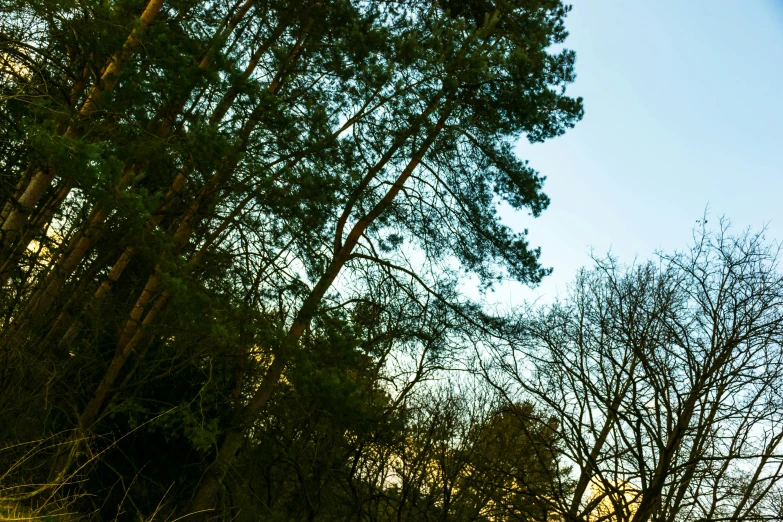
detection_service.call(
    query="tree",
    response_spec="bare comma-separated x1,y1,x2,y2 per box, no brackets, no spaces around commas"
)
488,222,783,522
0,0,582,518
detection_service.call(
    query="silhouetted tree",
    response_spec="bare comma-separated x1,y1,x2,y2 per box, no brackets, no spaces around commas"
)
0,0,581,519
489,222,783,522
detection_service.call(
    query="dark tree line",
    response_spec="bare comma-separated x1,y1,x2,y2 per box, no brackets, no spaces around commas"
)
0,0,581,519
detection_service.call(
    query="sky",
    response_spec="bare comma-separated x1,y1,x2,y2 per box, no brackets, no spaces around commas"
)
503,0,783,303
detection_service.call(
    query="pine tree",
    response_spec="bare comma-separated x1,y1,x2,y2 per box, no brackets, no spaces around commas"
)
0,0,582,518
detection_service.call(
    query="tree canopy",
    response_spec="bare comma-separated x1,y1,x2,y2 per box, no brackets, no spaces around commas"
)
9,3,781,522
0,0,583,519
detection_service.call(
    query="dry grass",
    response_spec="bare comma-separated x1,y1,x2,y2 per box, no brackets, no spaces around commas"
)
0,500,80,521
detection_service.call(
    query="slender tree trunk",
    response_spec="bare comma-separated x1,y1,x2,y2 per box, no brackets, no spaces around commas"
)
187,101,454,515
568,371,635,520
69,23,314,440
0,0,165,256
8,11,285,324
4,18,295,363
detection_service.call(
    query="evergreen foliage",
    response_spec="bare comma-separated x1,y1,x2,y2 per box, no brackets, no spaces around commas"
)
0,0,581,519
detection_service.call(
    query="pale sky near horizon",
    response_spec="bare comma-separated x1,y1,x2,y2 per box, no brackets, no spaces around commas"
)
504,0,783,303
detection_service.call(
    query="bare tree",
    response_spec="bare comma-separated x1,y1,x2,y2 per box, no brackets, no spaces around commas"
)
488,222,783,522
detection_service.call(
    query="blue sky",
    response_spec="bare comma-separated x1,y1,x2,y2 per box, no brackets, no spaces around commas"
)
506,0,783,302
